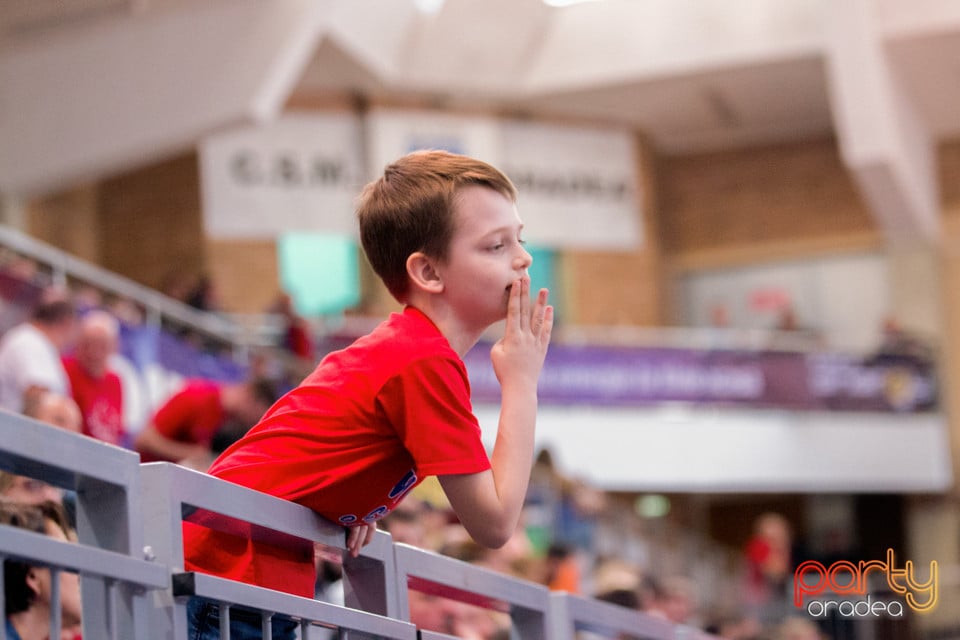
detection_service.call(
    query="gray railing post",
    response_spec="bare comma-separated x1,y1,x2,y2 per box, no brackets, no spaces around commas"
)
0,413,166,640
342,526,402,619
140,462,190,639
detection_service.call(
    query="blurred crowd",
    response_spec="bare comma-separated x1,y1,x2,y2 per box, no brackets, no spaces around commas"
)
0,250,834,640
361,455,827,640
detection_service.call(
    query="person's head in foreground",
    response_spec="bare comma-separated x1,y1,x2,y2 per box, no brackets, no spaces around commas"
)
1,499,82,639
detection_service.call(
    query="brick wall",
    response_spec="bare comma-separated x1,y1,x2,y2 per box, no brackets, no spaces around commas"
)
97,153,206,294
656,136,880,271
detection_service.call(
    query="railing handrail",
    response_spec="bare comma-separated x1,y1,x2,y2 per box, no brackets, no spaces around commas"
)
2,224,916,358
0,224,241,346
0,524,167,588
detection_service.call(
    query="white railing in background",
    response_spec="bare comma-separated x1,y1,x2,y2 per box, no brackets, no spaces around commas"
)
1,411,715,639
0,225,275,353
0,223,835,356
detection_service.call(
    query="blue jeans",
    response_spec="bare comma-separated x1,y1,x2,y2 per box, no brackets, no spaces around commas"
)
187,597,298,640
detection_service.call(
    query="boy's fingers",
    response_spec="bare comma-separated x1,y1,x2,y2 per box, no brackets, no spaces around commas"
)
345,523,377,557
519,277,531,332
541,305,554,348
533,288,549,334
506,279,521,332
346,525,365,557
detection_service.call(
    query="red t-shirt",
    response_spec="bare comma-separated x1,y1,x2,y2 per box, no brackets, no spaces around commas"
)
141,380,224,463
62,356,125,447
183,307,491,596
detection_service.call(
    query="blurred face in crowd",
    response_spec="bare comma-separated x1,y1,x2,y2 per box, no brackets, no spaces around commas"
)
75,312,118,378
0,473,63,505
3,502,83,639
30,392,82,433
407,591,463,635
233,391,271,427
51,316,79,353
27,518,83,628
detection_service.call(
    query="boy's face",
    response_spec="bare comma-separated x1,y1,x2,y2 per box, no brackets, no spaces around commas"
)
437,185,532,330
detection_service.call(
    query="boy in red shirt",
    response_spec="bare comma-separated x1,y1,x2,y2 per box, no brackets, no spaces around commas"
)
183,150,554,638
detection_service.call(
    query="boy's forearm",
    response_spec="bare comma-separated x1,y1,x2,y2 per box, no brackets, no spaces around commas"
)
489,385,539,527
135,427,205,462
440,385,539,548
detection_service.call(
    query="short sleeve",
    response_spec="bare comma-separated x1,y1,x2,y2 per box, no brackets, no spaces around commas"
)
9,332,67,397
377,356,491,477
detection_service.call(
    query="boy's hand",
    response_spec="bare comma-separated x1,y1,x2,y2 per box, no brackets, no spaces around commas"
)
345,522,376,557
491,277,553,389
439,278,553,548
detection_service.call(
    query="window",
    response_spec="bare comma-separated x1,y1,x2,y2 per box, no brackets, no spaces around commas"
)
277,234,360,316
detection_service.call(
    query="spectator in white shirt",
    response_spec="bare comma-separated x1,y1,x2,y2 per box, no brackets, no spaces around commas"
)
0,289,77,413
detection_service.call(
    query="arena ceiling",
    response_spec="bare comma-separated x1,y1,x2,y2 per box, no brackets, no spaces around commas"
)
1,0,959,239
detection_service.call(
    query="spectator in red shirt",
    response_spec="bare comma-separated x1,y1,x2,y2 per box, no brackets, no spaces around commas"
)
133,377,278,466
62,311,126,447
269,292,315,361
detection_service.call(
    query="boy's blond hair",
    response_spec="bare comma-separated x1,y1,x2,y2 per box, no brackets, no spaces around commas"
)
357,150,517,303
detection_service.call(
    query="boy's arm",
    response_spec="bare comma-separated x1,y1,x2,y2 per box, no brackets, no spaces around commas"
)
133,423,208,463
439,279,553,548
133,391,208,463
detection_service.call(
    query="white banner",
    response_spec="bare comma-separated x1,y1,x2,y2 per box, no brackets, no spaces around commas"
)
365,108,502,174
367,110,642,248
500,120,642,249
201,109,643,248
200,112,365,238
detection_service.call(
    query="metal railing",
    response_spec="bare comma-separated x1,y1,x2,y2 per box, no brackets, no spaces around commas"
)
0,225,245,347
0,410,713,639
0,223,844,358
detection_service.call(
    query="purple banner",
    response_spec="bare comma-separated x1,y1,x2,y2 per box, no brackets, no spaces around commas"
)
461,343,937,413
0,274,933,414
118,324,247,383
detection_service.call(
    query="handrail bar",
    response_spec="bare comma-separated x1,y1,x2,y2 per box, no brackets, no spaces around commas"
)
548,591,675,640
393,542,551,639
0,524,167,588
139,462,378,566
0,413,139,490
171,572,417,640
0,224,239,345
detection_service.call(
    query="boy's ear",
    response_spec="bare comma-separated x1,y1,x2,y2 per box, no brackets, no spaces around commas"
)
25,567,42,597
406,252,444,294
